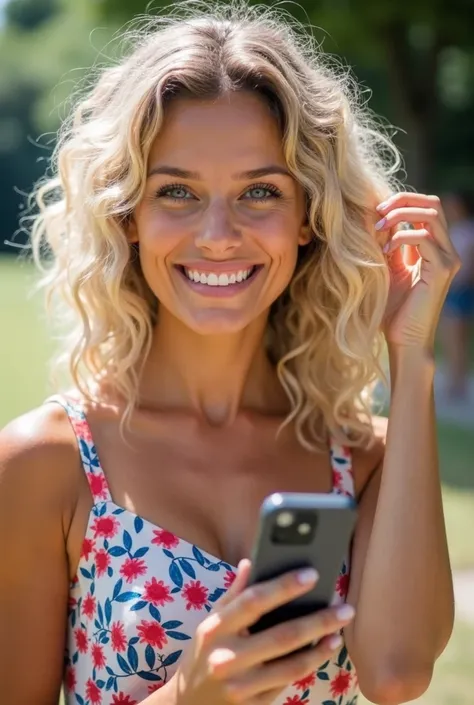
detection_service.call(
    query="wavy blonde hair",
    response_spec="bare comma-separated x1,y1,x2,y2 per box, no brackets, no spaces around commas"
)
30,0,401,450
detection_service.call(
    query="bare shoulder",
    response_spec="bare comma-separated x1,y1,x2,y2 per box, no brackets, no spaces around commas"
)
350,415,388,499
0,402,82,529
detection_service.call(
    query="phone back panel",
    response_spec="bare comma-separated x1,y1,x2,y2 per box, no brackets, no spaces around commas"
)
248,493,357,634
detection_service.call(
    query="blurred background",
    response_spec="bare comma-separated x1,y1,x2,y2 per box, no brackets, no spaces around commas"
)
0,0,473,703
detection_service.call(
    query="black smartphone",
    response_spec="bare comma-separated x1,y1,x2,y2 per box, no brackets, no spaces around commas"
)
247,492,357,635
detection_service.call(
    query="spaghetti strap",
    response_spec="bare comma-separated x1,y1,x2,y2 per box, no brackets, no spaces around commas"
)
329,438,355,498
44,394,113,505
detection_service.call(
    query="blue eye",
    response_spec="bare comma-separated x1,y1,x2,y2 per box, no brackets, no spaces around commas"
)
243,184,282,201
156,184,194,201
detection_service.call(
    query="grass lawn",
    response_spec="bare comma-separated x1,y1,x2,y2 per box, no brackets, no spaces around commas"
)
1,255,473,705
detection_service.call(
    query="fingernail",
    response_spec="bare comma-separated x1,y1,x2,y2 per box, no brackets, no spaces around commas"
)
328,634,343,650
375,217,387,230
336,604,355,621
383,242,390,253
377,201,389,211
297,568,319,585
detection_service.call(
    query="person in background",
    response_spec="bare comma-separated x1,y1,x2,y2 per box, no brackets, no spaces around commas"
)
440,190,474,399
0,3,458,705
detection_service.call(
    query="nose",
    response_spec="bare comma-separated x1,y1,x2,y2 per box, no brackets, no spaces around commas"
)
194,200,242,254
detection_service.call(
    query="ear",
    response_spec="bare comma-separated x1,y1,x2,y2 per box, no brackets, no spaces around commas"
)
298,222,312,246
126,214,139,244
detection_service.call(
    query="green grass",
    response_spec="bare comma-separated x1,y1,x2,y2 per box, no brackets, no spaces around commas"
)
1,255,473,705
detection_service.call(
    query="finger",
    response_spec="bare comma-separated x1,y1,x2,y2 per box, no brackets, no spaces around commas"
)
384,229,443,266
376,206,451,251
217,559,251,608
208,604,355,677
376,193,448,228
224,633,343,701
217,568,318,635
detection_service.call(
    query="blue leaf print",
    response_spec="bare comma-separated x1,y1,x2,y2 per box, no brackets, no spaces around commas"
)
333,456,347,465
169,561,183,588
207,563,220,572
104,598,112,625
130,600,148,612
107,566,113,578
208,588,226,603
123,530,133,552
129,636,139,646
162,650,183,667
104,539,109,550
221,562,233,571
106,677,115,691
115,592,141,602
163,549,175,559
80,568,92,580
75,695,85,705
302,690,310,700
106,666,115,676
96,679,105,688
71,612,76,628
319,660,330,671
192,545,205,566
204,604,212,612
322,701,337,705
100,634,109,645
179,558,196,579
133,546,149,559
137,671,162,681
347,660,352,671
134,516,144,533
97,602,104,625
317,671,330,680
161,620,183,629
117,653,132,674
98,503,107,517
91,564,96,578
171,587,181,594
337,645,348,668
72,652,79,665
109,546,127,557
149,604,161,622
128,644,139,672
112,579,123,600
165,630,192,640
145,644,156,669
94,619,102,631
113,507,126,515
90,581,95,597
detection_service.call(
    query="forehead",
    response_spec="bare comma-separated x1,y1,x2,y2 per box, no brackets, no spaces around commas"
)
148,91,285,168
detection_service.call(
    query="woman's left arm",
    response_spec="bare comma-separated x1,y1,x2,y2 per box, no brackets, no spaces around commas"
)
344,193,459,705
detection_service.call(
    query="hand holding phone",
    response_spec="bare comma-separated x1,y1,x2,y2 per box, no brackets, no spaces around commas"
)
172,560,355,705
171,493,356,705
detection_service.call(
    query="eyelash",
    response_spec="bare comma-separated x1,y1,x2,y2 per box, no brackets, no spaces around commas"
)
155,182,283,202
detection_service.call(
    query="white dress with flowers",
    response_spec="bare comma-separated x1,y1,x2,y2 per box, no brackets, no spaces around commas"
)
47,395,359,705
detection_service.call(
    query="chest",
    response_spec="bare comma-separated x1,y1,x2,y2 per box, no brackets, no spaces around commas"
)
70,411,335,576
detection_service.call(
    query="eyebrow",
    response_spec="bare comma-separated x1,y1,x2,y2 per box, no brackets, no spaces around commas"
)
147,165,292,180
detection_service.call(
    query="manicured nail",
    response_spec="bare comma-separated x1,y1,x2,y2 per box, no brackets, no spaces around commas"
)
376,201,389,211
297,568,319,585
383,242,390,253
375,217,387,230
328,634,343,650
336,604,355,621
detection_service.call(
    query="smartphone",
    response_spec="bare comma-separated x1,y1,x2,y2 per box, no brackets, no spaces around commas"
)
247,492,357,635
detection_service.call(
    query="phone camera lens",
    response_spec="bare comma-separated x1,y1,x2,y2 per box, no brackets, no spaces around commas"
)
276,511,294,528
297,522,312,535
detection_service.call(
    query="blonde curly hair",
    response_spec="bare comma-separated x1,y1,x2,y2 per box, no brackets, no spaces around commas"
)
30,0,401,450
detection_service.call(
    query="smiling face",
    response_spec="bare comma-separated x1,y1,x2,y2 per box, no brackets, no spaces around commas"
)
129,91,310,335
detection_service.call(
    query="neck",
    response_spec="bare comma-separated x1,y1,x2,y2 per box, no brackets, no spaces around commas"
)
136,308,288,425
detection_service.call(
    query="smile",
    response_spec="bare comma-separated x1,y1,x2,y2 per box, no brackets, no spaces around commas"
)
182,266,257,286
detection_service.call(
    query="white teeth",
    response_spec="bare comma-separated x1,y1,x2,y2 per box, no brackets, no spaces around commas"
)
183,267,255,286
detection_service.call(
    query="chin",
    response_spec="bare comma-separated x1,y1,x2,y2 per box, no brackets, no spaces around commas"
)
180,308,260,336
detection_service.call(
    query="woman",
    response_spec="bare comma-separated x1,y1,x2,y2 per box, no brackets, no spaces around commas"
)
0,4,457,705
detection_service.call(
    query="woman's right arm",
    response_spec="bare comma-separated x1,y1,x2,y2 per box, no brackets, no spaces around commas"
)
0,405,80,705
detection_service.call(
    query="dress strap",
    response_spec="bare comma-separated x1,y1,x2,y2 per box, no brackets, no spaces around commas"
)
329,438,355,498
44,394,112,504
